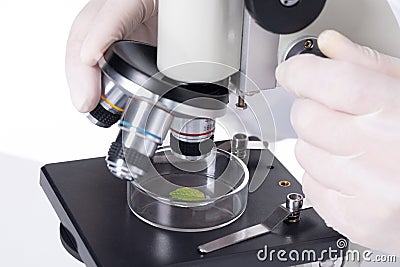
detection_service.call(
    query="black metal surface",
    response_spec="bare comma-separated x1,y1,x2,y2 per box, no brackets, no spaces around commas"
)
245,0,326,34
103,41,230,109
40,140,345,267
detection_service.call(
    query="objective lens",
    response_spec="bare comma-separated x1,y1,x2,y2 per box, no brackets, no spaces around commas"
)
170,118,216,160
87,73,131,128
106,131,132,180
120,97,173,177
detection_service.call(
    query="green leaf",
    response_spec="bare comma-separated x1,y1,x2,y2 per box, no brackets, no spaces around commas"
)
169,187,206,201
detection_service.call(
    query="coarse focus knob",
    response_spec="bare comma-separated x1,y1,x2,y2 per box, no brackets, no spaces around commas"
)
245,0,326,34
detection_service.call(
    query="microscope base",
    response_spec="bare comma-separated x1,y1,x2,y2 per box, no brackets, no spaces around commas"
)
40,140,346,267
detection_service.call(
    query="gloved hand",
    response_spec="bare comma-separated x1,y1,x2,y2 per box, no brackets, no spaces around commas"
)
276,30,400,256
66,0,158,112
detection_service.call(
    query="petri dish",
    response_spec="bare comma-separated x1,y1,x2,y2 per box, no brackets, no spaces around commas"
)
127,147,249,232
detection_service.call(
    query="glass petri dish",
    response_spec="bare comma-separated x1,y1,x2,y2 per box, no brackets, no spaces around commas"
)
127,147,249,232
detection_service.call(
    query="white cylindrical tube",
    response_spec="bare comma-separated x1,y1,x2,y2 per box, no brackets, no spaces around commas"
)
157,0,244,83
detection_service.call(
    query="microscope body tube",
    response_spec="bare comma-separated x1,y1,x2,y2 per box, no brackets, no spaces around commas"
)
157,0,244,83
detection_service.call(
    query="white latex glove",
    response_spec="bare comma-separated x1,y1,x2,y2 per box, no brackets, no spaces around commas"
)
66,0,158,112
276,30,400,256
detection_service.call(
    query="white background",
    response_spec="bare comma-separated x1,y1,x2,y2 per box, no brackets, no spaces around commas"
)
0,1,399,266
0,1,114,266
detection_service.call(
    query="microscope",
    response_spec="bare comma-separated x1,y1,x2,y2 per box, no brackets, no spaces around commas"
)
86,0,327,232
40,0,400,266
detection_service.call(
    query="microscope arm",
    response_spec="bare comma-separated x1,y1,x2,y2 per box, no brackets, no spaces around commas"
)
233,0,327,99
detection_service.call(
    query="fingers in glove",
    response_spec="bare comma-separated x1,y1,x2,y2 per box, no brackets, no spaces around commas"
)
66,0,106,112
291,98,366,156
302,172,368,242
276,54,398,115
318,30,400,79
295,139,363,195
80,0,157,66
302,172,399,253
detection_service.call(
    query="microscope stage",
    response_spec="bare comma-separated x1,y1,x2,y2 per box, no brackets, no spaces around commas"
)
40,140,345,267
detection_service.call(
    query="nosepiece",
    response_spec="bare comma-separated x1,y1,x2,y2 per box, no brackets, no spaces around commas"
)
90,41,230,180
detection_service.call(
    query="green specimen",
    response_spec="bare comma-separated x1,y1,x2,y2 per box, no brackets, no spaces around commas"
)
169,187,206,201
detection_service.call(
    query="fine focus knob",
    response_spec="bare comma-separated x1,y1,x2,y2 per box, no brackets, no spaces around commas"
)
284,37,327,61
